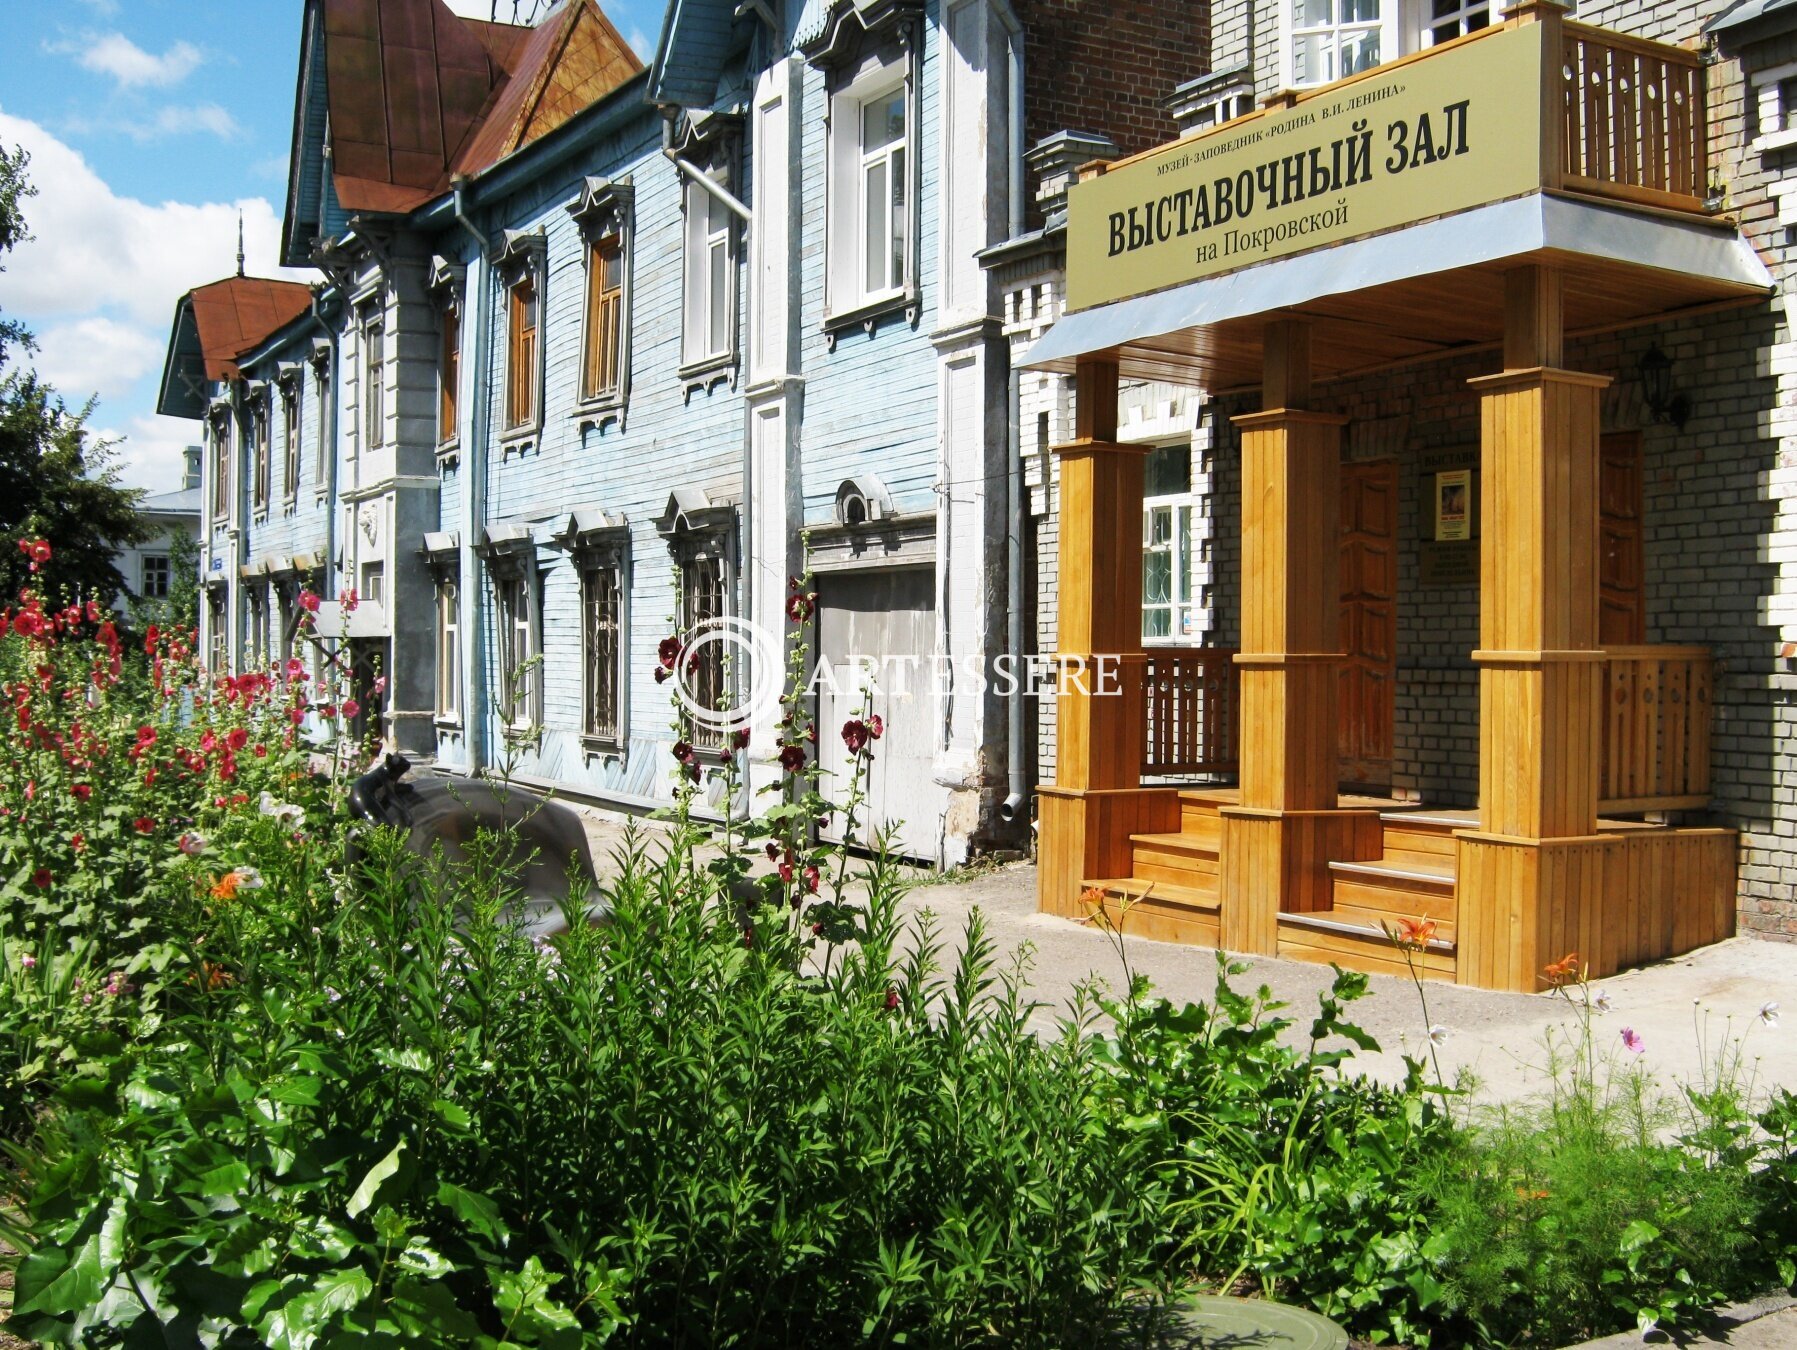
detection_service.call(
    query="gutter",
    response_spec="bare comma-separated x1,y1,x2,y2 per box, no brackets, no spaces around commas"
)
452,176,493,777
309,287,341,604
659,111,754,222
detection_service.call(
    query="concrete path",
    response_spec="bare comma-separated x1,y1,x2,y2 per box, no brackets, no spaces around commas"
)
1570,1296,1797,1348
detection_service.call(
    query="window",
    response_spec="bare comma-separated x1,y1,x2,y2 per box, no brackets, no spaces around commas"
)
277,587,296,665
208,590,228,675
857,86,908,301
822,48,917,322
436,575,461,723
246,587,270,665
682,174,735,368
141,555,171,599
313,358,332,488
360,561,385,609
582,236,625,403
1141,445,1198,642
363,314,386,450
506,273,539,431
282,382,302,501
581,557,624,743
250,396,271,515
439,298,460,447
679,556,727,752
1288,0,1384,86
1420,0,1488,45
211,414,231,521
494,568,540,731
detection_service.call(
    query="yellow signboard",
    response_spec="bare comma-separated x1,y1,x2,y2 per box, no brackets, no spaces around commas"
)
1065,22,1547,313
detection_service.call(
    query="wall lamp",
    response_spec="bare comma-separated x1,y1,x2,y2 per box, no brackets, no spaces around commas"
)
1638,346,1691,431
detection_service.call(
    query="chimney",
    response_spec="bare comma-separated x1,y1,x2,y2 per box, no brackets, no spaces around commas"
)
1167,66,1257,137
1025,131,1119,231
183,446,202,491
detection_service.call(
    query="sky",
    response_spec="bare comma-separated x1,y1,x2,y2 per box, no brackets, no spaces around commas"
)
0,0,664,492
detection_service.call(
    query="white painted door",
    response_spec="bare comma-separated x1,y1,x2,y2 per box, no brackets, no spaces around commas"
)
815,568,941,862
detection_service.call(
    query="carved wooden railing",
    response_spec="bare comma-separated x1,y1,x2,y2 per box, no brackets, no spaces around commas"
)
1560,23,1708,214
1142,648,1240,779
1599,646,1713,813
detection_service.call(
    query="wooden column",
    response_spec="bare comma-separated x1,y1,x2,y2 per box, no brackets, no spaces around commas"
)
1456,266,1617,990
1037,358,1175,917
1218,320,1381,955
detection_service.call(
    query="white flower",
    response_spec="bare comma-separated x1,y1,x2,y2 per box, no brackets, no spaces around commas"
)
258,792,305,827
1760,1001,1780,1028
1592,988,1612,1013
231,866,265,890
177,832,208,856
1428,1024,1450,1046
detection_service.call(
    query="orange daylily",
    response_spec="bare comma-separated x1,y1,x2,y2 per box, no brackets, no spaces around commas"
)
1543,952,1584,986
210,872,242,902
1390,916,1438,950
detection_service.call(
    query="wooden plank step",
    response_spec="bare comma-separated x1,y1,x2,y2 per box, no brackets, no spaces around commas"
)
1078,877,1221,946
1330,857,1455,889
1277,911,1457,981
1128,832,1220,889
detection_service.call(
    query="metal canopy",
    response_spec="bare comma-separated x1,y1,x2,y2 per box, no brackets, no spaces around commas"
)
1022,193,1773,389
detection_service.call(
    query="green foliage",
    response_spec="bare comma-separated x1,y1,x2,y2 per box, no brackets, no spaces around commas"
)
0,141,33,365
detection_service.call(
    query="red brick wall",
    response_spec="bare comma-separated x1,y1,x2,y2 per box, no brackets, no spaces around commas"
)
1020,0,1210,161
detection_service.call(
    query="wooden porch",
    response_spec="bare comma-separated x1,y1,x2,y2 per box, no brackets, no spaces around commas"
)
1032,3,1764,992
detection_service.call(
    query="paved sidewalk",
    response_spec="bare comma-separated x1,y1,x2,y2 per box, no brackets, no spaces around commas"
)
1571,1296,1797,1348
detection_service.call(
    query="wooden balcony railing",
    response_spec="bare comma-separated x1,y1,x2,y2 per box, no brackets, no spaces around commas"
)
1559,23,1708,214
1599,646,1713,813
1142,648,1239,779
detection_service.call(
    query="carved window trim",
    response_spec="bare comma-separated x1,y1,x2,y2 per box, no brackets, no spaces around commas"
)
495,230,548,452
567,177,636,431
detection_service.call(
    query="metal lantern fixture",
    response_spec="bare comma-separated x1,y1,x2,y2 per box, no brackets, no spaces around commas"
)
1638,346,1691,430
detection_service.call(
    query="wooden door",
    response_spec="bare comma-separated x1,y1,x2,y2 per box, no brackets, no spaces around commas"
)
1599,432,1645,646
1339,461,1398,789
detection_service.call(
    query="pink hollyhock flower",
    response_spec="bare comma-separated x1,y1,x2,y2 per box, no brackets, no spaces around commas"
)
338,587,359,614
226,728,249,752
340,699,360,720
19,953,36,971
867,714,884,740
298,590,321,613
178,832,207,855
372,676,387,695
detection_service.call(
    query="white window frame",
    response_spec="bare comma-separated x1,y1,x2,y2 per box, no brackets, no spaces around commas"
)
493,564,541,734
495,231,548,447
580,553,627,748
210,408,233,525
435,572,462,726
280,377,302,504
311,348,333,494
141,554,171,600
362,307,387,452
249,391,272,518
681,169,738,374
1141,444,1200,645
824,53,920,326
1279,0,1511,90
207,588,228,675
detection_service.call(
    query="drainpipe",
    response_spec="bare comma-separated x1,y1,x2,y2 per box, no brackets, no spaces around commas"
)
997,6,1029,828
310,286,339,604
660,111,754,222
452,176,492,776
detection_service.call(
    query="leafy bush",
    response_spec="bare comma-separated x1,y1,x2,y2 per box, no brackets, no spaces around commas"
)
1,549,1792,1348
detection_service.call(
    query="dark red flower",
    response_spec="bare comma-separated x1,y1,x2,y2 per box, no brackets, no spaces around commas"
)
764,842,779,862
786,592,814,623
672,741,695,765
778,862,794,883
71,783,91,802
225,728,249,752
867,714,884,740
730,727,750,751
803,864,820,893
842,719,870,754
133,817,154,835
31,868,51,889
779,743,806,773
885,988,900,1010
658,636,683,670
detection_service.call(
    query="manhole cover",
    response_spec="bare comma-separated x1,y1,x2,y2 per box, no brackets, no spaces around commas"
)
1164,1295,1349,1349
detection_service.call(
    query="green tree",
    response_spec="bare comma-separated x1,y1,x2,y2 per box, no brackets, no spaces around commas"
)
0,143,152,606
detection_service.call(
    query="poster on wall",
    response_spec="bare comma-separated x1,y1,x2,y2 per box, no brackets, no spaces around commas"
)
1435,469,1472,542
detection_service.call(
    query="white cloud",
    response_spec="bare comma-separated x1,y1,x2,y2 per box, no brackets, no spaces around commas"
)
626,27,651,60
125,104,242,142
93,414,205,492
29,317,162,402
0,110,310,327
74,0,122,16
59,33,204,90
0,112,314,492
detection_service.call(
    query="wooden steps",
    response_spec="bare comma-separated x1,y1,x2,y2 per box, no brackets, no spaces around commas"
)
1077,877,1221,945
1128,831,1220,890
1277,910,1458,980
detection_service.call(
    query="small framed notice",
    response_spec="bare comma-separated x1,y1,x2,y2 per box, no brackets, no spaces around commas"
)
1435,469,1472,542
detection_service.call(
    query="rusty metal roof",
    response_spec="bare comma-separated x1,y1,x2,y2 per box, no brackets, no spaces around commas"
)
453,0,643,179
188,277,315,382
321,0,640,218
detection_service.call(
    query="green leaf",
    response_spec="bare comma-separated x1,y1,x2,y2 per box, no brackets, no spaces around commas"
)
1619,1219,1662,1254
14,1202,124,1317
347,1141,405,1218
437,1180,510,1245
252,1267,374,1350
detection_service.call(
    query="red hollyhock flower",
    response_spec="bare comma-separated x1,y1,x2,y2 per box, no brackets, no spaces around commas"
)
867,714,884,740
885,988,900,1010
225,728,249,752
133,817,154,835
731,727,750,751
841,719,870,754
778,862,794,883
672,741,695,765
297,590,321,613
765,842,780,862
71,783,91,801
778,743,806,772
29,540,50,564
31,868,51,888
803,864,820,893
786,592,814,622
657,636,683,669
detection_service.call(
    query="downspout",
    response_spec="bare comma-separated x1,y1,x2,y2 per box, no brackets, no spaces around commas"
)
660,111,755,222
998,9,1029,826
452,177,492,776
310,286,339,606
